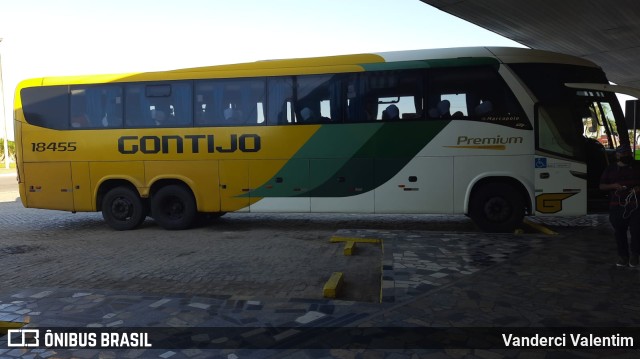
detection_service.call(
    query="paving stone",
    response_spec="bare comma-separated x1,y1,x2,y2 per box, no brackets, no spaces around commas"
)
0,194,634,358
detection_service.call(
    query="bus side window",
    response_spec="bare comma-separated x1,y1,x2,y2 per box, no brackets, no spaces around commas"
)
125,82,193,128
295,74,342,124
71,85,123,128
195,78,265,127
102,87,123,128
427,95,466,118
428,68,471,119
21,86,70,130
427,66,527,127
169,82,193,126
70,89,90,128
125,84,150,127
346,71,423,122
267,77,295,125
146,82,193,127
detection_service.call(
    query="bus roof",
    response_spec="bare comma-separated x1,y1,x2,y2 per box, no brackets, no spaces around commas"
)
25,46,600,87
167,46,598,74
376,47,598,67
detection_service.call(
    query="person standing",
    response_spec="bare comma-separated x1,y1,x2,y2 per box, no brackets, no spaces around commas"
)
599,146,640,267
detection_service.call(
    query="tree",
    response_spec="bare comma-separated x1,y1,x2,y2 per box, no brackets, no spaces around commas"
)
0,138,15,161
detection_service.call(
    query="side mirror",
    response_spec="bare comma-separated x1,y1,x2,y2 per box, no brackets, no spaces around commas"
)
625,99,639,130
627,100,640,159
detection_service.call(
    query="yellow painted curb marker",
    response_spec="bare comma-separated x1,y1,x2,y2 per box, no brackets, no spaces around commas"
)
523,219,558,235
344,241,356,256
323,272,344,298
330,236,381,244
0,321,24,329
0,321,25,337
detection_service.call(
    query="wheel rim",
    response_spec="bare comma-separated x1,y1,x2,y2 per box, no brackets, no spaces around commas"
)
111,197,134,221
160,196,185,220
484,196,511,222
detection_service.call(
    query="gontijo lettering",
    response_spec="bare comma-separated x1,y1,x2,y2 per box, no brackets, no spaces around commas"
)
118,133,261,154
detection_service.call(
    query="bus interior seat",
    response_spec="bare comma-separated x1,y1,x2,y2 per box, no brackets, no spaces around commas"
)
429,100,451,118
224,107,244,124
402,113,420,120
300,107,314,122
70,103,89,128
382,104,400,120
125,94,144,127
195,99,207,124
273,100,292,124
475,101,493,116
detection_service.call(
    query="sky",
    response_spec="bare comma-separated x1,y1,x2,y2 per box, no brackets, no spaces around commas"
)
0,0,524,140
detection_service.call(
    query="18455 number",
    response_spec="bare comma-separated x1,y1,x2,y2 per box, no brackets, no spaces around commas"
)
31,142,77,152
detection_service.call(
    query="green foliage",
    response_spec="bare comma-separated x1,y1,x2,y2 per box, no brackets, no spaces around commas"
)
0,138,15,160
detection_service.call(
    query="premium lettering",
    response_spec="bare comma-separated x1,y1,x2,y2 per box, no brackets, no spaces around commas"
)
457,135,523,146
118,134,261,154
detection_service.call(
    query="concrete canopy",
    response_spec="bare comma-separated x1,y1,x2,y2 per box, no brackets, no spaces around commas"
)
421,0,640,89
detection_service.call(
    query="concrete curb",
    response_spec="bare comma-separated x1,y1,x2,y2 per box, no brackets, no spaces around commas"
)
523,218,559,235
322,272,344,298
343,241,356,256
330,236,381,244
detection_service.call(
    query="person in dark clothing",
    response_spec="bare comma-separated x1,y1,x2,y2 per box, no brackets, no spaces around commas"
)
599,146,640,267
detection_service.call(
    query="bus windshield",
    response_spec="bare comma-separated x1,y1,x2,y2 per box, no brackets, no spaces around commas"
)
580,91,621,149
509,63,627,160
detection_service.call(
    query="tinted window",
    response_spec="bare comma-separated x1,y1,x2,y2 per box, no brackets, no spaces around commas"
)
125,82,193,128
509,64,608,104
346,71,423,123
511,63,624,158
195,78,265,126
295,74,344,124
267,75,345,125
428,66,529,129
21,86,69,129
267,77,294,125
70,85,123,128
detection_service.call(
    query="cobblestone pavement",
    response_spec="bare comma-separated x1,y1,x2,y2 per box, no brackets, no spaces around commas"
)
1,176,640,358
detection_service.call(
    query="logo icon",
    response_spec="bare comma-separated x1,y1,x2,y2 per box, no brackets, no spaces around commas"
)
536,192,578,214
535,158,547,169
7,329,40,347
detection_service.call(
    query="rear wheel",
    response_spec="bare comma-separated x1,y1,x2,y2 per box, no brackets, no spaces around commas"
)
469,182,525,233
151,185,197,230
101,187,147,231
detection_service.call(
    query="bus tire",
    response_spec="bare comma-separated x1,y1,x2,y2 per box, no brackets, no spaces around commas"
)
151,184,197,230
101,187,147,231
469,181,525,233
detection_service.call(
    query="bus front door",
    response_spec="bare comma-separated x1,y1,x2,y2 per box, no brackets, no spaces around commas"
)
534,156,587,216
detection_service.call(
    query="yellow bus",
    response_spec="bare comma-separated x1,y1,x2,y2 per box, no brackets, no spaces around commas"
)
13,47,637,231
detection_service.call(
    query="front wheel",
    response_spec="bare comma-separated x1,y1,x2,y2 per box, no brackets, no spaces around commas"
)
101,187,147,231
469,182,525,233
151,185,197,230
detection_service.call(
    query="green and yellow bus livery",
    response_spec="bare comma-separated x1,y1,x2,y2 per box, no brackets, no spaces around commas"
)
13,47,636,231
